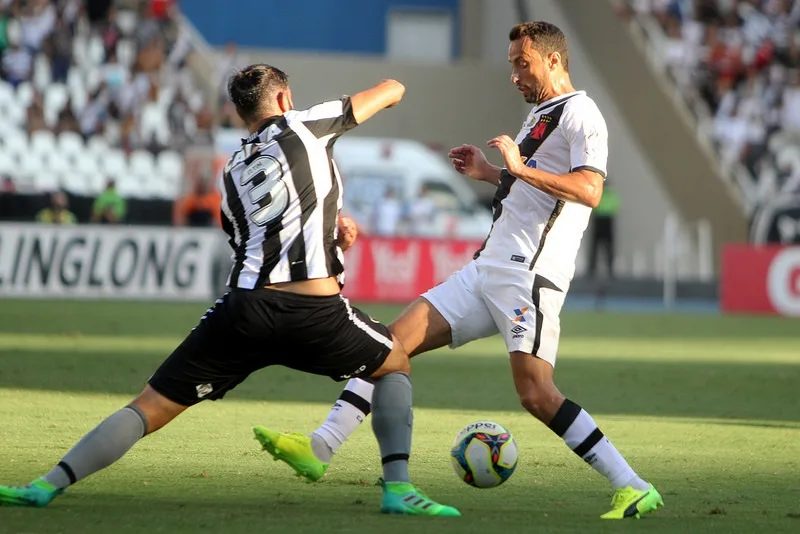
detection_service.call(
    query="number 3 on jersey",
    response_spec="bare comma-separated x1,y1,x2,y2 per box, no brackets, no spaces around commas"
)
241,155,289,226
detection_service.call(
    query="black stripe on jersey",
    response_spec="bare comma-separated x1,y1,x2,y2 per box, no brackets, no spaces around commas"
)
301,97,358,139
528,199,564,270
531,274,562,356
264,131,318,283
534,92,581,115
223,169,249,287
324,156,343,277
473,171,515,259
475,101,568,260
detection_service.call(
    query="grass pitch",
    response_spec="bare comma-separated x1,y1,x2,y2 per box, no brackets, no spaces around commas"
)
0,299,799,533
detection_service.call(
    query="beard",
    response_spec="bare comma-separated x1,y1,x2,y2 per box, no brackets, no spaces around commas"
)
519,83,545,104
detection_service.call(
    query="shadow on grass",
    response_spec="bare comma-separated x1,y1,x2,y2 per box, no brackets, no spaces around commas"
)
3,299,800,340
1,348,799,423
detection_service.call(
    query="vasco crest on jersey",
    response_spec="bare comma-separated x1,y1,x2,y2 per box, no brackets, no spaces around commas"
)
529,114,553,140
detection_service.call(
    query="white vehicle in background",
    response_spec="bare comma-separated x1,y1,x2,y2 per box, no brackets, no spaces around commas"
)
333,137,493,239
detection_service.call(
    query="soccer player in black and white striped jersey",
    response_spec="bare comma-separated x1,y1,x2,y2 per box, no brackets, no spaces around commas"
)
0,65,459,517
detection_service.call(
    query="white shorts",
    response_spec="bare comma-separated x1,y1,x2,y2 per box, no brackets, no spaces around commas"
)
422,261,567,366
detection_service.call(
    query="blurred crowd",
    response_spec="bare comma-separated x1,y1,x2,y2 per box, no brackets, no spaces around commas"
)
0,0,213,153
620,0,800,208
0,0,225,226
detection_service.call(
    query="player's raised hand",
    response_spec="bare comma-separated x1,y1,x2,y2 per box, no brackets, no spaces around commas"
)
448,144,491,181
336,215,359,252
487,135,523,177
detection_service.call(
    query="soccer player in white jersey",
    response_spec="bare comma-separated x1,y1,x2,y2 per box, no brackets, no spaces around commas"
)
256,22,664,519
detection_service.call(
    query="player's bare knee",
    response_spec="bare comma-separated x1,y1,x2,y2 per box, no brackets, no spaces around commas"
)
371,339,410,377
131,385,187,434
518,387,564,422
389,297,450,358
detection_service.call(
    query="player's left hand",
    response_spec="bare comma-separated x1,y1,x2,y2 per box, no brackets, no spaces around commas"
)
336,215,358,252
487,135,523,177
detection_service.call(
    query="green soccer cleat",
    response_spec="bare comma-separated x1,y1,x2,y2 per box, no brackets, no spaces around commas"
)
379,479,461,517
253,426,328,482
600,483,664,519
0,479,63,507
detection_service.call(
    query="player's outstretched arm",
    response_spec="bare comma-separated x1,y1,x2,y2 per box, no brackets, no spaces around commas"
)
350,79,406,125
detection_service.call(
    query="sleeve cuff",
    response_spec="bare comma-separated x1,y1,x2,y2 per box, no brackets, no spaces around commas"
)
571,165,606,178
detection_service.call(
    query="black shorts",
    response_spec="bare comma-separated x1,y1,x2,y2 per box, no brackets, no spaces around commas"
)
148,288,393,406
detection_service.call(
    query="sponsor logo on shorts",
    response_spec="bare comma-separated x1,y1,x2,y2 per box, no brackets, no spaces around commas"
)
510,324,526,339
510,254,526,263
196,383,213,398
512,308,528,322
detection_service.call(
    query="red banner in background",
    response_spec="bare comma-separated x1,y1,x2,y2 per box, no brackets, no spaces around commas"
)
721,244,800,316
342,236,482,303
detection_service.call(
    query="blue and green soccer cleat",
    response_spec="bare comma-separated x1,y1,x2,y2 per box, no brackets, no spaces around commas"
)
600,483,664,519
0,479,63,507
379,479,461,517
253,426,328,482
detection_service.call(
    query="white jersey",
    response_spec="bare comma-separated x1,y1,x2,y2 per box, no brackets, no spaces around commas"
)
474,90,608,289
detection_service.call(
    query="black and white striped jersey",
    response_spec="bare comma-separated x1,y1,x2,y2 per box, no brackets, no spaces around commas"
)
220,97,357,289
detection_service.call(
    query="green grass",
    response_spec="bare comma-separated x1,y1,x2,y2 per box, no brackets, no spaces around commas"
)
1,299,799,533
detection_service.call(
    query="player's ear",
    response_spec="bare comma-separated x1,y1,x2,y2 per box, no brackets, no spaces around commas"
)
277,90,293,113
549,52,561,71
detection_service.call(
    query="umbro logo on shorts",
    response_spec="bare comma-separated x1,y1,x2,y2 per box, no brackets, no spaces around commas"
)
510,324,526,335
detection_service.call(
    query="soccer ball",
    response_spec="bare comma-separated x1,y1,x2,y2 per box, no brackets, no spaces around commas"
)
450,421,518,488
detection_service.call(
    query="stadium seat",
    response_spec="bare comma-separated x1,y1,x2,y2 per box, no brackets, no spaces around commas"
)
3,129,29,156
87,135,109,157
0,150,15,175
71,34,88,69
87,35,105,66
60,172,87,195
129,149,156,179
19,152,48,183
45,151,71,187
139,103,171,147
116,39,136,68
32,53,53,93
776,145,800,172
31,171,62,193
74,152,106,194
116,10,138,37
3,99,26,127
149,174,181,200
57,131,85,160
115,172,147,199
43,84,69,127
157,150,184,180
30,130,57,157
99,149,128,180
14,81,33,108
0,80,15,107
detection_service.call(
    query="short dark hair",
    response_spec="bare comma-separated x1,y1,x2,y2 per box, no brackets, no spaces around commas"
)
509,22,569,72
227,63,289,123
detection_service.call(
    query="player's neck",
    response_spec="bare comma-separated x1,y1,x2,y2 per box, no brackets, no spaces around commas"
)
248,112,283,134
539,76,576,105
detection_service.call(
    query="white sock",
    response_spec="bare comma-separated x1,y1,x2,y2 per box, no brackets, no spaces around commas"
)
311,378,374,460
550,399,649,491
